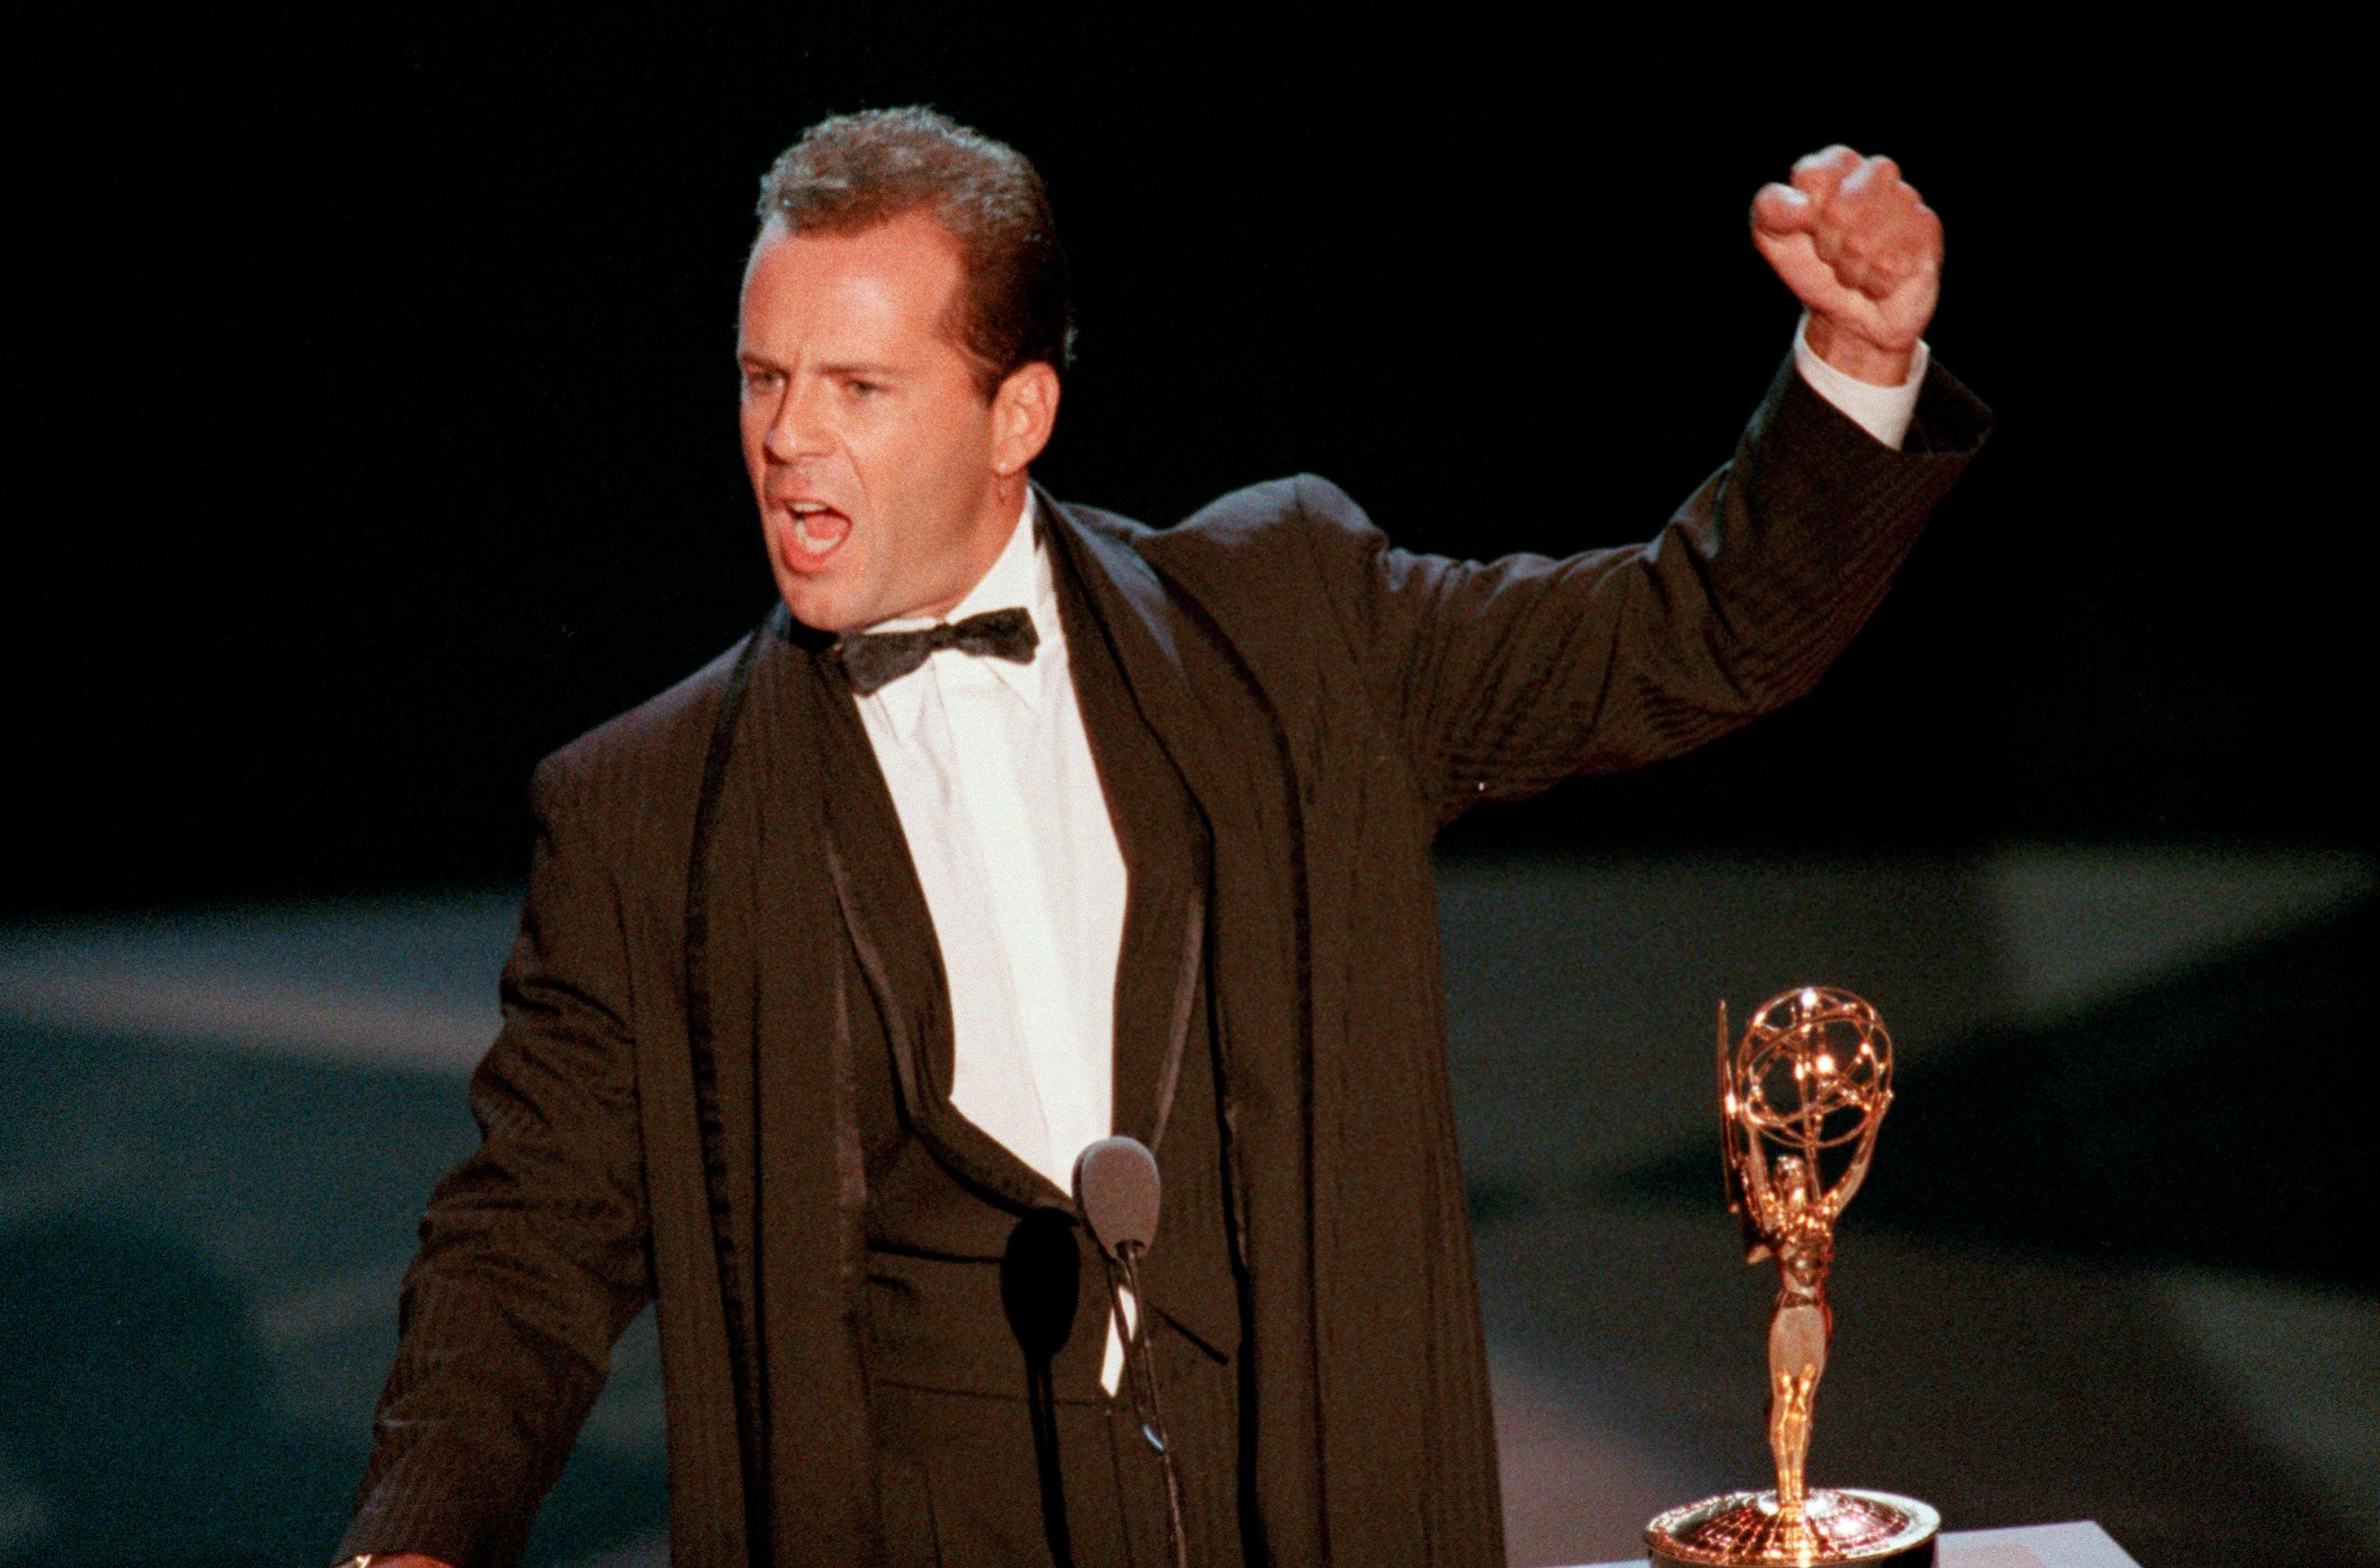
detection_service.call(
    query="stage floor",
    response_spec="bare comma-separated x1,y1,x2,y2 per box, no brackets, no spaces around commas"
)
2,847,2370,1566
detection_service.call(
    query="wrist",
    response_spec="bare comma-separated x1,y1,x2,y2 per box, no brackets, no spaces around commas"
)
1802,313,1916,389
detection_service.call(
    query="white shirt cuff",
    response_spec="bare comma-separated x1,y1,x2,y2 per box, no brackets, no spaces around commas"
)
1792,312,1928,452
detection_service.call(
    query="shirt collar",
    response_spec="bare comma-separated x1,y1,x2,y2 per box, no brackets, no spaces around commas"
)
862,490,1058,739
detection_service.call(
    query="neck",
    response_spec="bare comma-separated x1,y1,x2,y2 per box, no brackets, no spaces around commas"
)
905,483,1034,626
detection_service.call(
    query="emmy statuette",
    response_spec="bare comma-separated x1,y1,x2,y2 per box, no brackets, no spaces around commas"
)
1644,986,1939,1567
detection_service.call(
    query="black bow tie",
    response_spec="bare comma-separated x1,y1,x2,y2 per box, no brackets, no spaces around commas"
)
834,606,1039,695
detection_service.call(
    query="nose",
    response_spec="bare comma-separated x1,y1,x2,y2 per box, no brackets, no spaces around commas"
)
762,380,834,463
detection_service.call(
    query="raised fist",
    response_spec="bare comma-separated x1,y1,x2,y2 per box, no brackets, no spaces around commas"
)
1752,146,1942,386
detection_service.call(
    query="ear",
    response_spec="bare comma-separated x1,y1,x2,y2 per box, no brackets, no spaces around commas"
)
989,361,1062,477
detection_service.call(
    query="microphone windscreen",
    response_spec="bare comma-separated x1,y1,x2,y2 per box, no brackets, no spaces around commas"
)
1072,1135,1161,1258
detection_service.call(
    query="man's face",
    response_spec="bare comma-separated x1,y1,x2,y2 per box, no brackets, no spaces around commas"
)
738,212,1021,633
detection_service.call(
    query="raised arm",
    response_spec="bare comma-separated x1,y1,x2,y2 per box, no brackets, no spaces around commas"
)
1820,1089,1892,1222
1305,148,1983,826
334,759,653,1568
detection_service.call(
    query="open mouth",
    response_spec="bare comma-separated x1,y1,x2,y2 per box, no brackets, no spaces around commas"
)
782,500,852,563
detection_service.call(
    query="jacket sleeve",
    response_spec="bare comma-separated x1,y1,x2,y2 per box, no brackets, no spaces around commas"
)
1308,354,1990,826
336,756,653,1568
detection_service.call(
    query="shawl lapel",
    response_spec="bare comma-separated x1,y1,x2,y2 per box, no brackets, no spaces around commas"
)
1039,490,1332,1562
1046,506,1208,1162
684,612,883,1564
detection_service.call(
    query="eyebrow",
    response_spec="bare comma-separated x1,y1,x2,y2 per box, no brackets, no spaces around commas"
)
736,351,905,379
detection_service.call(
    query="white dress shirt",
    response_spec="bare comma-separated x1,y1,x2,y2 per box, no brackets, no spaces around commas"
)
841,334,1925,1393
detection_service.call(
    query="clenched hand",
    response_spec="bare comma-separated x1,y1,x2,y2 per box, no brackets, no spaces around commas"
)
1752,146,1943,387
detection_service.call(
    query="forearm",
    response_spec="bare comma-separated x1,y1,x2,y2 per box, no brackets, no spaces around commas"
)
1364,347,1988,821
1664,347,1987,719
340,1281,628,1550
339,758,653,1567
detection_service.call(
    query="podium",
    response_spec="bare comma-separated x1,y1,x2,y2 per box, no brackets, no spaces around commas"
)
1576,1518,2139,1568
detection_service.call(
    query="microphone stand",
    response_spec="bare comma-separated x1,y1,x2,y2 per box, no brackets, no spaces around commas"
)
1076,1134,1187,1568
1106,1240,1188,1568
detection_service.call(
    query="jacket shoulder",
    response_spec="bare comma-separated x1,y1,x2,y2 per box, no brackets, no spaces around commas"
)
1062,476,1402,760
1102,473,1387,599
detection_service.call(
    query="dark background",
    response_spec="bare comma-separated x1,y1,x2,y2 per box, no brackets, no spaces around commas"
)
14,10,2360,914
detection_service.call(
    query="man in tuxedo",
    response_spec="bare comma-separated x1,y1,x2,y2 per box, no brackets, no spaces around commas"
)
338,108,1985,1567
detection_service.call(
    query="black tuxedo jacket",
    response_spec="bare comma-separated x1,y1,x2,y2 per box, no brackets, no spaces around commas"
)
340,357,1989,1567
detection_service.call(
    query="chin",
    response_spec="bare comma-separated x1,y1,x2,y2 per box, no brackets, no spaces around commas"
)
783,599,864,637
772,575,860,636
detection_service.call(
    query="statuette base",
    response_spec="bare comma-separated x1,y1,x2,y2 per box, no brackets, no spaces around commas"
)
1647,1487,1939,1566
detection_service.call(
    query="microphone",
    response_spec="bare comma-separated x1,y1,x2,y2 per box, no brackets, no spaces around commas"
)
1073,1135,1187,1568
1076,1134,1161,1258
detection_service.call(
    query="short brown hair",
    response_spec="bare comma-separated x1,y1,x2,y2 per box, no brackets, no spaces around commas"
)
757,107,1075,400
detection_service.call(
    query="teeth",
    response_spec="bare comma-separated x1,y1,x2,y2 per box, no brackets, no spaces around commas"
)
792,514,843,555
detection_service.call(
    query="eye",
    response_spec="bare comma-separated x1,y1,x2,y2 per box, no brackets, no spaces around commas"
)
844,377,885,399
741,366,781,393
